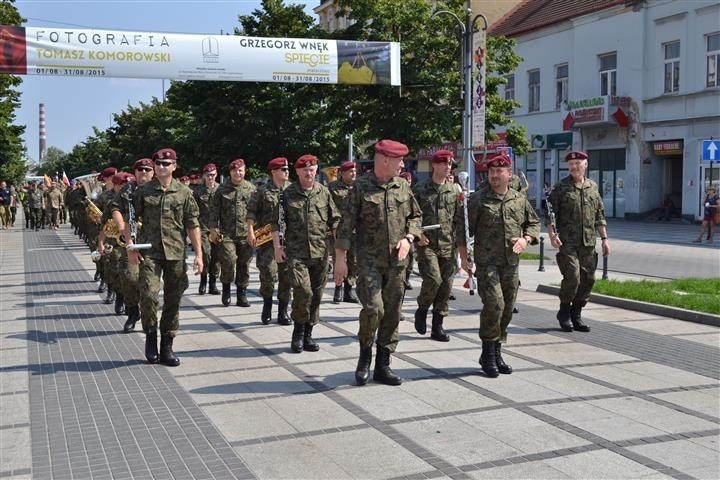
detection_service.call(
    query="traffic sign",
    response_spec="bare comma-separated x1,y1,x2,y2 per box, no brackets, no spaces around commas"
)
702,140,719,162
497,146,513,157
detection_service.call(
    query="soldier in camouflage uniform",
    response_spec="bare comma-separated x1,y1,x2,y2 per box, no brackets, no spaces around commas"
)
94,168,119,302
210,158,256,307
98,173,127,314
128,148,202,367
246,157,292,326
458,154,540,378
30,183,45,230
193,163,221,295
412,150,465,342
328,161,359,304
272,154,340,353
545,150,610,333
335,140,422,386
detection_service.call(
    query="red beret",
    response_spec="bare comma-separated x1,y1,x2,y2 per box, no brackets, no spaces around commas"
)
339,161,357,172
375,139,409,158
295,154,318,169
487,154,512,168
152,148,177,161
229,158,245,170
180,175,190,182
111,172,132,185
132,158,153,170
99,167,118,180
202,163,217,173
475,159,489,173
565,150,588,161
399,171,412,182
431,149,455,164
189,174,200,181
268,157,289,171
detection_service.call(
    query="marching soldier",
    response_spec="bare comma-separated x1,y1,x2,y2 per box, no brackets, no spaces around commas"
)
98,173,129,314
193,163,221,295
246,157,292,325
546,150,610,333
94,168,119,302
458,154,540,377
30,182,45,230
334,140,422,386
272,154,340,353
127,148,203,366
412,150,464,342
210,158,256,307
328,161,359,304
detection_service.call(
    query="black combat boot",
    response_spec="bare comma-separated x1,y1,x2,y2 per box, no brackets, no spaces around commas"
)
556,303,573,332
343,281,358,303
479,340,499,378
290,323,305,353
221,283,231,306
94,265,101,282
414,307,428,335
495,342,512,374
373,347,402,385
333,285,343,304
261,297,273,325
145,330,159,364
277,301,292,325
103,285,115,305
96,280,106,293
114,293,125,315
159,334,180,366
355,346,372,386
404,270,413,290
303,324,320,352
198,273,207,295
123,305,139,333
208,275,220,295
430,312,450,342
570,304,591,332
236,288,250,307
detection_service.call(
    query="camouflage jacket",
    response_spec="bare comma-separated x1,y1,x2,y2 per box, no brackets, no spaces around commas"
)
271,182,340,260
133,178,200,261
193,183,219,231
412,178,465,258
94,188,116,216
336,173,422,268
463,187,540,266
209,179,256,240
246,179,289,228
45,188,65,209
328,179,354,215
546,176,606,248
29,189,44,209
109,182,138,222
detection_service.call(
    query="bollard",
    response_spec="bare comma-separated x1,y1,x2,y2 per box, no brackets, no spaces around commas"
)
602,255,609,279
538,235,545,272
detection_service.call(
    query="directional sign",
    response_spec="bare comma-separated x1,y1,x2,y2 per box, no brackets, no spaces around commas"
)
703,140,719,162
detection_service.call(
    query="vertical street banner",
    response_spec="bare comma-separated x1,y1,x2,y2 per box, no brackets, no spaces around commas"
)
471,29,486,149
0,26,401,86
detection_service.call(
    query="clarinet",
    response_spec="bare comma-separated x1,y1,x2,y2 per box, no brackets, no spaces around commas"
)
278,188,286,247
545,192,558,239
457,172,477,296
126,182,151,251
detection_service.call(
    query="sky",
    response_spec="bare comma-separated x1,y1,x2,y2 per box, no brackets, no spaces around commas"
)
14,0,318,161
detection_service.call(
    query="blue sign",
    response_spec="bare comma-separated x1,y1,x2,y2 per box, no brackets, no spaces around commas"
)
702,140,719,162
497,146,513,157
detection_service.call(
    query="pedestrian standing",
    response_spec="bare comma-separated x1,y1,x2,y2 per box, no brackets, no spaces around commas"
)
0,181,10,228
693,186,719,243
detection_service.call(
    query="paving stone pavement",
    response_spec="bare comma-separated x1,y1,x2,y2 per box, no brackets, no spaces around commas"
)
1,218,718,480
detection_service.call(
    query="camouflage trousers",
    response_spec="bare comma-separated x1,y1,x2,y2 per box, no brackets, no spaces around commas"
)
200,231,221,277
287,256,327,325
416,247,456,316
102,241,122,289
118,249,140,308
476,263,519,343
356,263,406,352
556,245,598,306
218,237,253,287
31,208,44,229
138,257,188,336
328,237,357,286
257,244,291,303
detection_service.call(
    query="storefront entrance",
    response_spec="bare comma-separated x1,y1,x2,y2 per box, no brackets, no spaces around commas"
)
588,148,626,218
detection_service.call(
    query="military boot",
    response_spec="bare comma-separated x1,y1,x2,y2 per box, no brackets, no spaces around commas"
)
198,273,207,295
123,305,139,333
556,303,573,332
103,285,115,305
94,265,101,282
373,347,402,385
114,293,125,315
430,312,450,342
208,275,220,295
145,330,159,364
414,307,428,335
302,324,320,352
277,300,292,325
343,281,358,303
290,323,305,353
570,304,590,332
221,283,231,306
479,340,499,378
333,285,343,304
404,270,413,290
236,288,250,307
495,342,512,374
261,297,273,325
96,280,106,293
159,334,180,367
355,346,372,386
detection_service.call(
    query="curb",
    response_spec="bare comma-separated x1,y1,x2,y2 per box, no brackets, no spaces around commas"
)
535,284,720,328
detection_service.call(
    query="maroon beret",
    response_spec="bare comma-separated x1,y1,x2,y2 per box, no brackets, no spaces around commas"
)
432,149,455,164
132,158,153,170
180,175,190,182
189,174,200,181
152,148,177,161
99,167,118,180
399,171,412,182
295,154,318,169
111,172,132,185
268,157,289,171
375,139,409,158
202,163,217,173
487,154,512,168
339,161,357,172
565,150,588,161
229,158,245,170
475,159,489,173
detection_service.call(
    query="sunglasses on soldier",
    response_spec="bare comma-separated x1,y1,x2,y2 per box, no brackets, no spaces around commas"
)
154,160,175,167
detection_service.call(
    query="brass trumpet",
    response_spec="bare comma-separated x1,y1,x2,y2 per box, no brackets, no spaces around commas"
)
254,224,273,247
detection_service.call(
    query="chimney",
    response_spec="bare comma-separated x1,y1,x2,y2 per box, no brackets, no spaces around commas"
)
39,103,47,163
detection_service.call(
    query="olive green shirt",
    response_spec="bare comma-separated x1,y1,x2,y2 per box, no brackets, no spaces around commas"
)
328,179,354,215
246,179,289,228
412,178,465,258
209,179,256,240
546,176,606,248
193,183,219,231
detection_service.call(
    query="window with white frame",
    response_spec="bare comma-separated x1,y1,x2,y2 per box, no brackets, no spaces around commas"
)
505,74,515,101
555,64,568,109
599,52,617,96
663,41,680,93
707,33,720,87
528,69,540,112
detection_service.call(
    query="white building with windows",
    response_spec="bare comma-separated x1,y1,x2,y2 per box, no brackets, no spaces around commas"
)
490,0,720,220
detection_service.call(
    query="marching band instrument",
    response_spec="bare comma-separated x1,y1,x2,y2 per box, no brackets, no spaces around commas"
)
254,224,273,247
209,228,224,244
458,172,477,296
